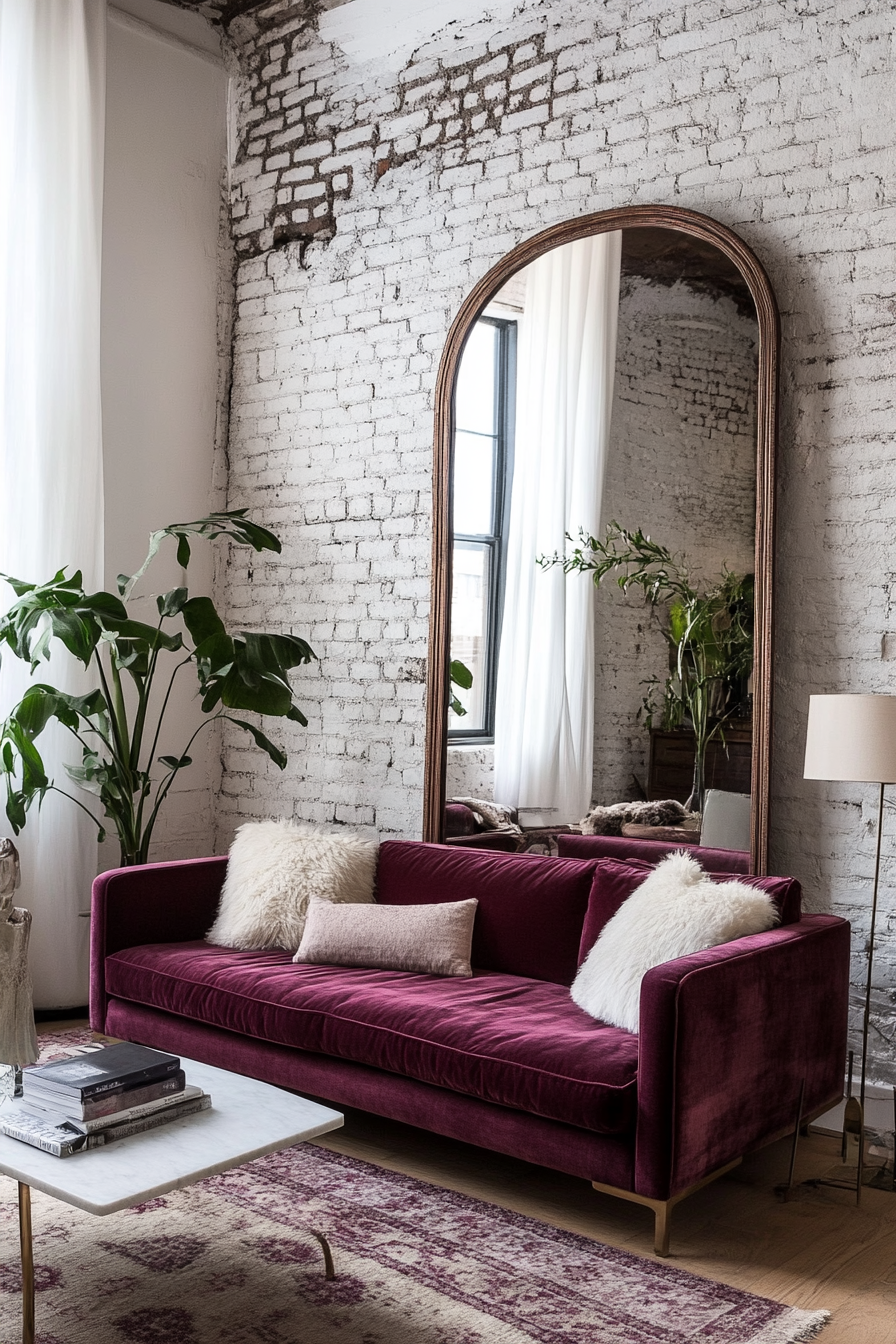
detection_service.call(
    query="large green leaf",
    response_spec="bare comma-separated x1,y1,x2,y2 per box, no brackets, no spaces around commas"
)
449,659,472,690
0,572,140,667
5,789,27,832
158,754,192,771
219,663,293,715
48,610,101,665
80,591,129,621
182,596,227,648
200,684,222,713
120,510,283,599
193,631,235,679
157,588,188,618
240,631,315,672
101,619,184,652
67,688,110,722
4,720,48,793
224,717,288,770
1,575,37,598
111,639,150,677
16,686,78,735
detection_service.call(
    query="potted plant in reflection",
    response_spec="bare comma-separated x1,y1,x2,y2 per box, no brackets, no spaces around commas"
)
448,659,473,718
0,512,315,867
542,522,753,812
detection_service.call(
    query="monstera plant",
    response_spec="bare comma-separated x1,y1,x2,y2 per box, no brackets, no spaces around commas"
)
0,512,314,866
543,522,754,811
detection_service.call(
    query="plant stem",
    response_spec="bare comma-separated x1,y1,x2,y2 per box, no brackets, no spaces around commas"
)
93,649,129,774
138,711,221,861
46,785,105,835
134,655,192,844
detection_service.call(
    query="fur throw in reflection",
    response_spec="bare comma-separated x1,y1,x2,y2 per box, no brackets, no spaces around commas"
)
207,819,378,951
449,797,521,834
578,798,694,835
571,850,778,1033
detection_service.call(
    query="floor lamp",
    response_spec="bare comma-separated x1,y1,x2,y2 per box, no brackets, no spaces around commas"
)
804,693,896,1192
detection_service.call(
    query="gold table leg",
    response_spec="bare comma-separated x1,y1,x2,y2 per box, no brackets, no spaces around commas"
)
18,1182,34,1344
310,1228,335,1279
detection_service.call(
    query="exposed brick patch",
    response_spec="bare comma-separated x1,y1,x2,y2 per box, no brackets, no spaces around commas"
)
224,13,567,256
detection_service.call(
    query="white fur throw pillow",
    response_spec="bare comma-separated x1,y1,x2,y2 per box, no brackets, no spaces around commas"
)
206,820,378,951
571,851,778,1033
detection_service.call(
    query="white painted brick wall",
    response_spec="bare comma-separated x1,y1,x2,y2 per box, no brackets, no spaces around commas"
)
216,0,896,1084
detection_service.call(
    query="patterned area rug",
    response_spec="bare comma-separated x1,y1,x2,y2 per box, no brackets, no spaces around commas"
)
0,1034,829,1344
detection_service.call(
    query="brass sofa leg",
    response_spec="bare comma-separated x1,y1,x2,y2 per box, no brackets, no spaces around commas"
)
592,1157,741,1257
654,1202,671,1257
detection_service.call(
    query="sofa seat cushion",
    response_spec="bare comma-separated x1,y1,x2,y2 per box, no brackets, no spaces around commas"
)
104,942,639,1135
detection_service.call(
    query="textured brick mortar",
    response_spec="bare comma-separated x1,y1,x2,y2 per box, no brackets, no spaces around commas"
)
213,0,896,1085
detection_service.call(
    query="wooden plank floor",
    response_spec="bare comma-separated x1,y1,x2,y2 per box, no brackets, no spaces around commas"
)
38,1023,896,1340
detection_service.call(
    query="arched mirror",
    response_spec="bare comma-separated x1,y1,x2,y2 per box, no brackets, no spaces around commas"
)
424,206,779,873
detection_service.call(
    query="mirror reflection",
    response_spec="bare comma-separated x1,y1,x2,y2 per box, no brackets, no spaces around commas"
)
445,227,759,856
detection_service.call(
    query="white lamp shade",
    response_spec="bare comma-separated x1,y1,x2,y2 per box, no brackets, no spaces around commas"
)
804,694,896,783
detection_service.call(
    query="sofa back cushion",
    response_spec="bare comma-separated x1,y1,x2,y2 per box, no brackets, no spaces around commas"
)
376,841,596,985
577,858,802,964
558,833,750,873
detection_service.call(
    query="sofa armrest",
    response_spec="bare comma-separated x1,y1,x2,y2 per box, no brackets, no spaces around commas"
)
90,856,228,1031
635,914,850,1200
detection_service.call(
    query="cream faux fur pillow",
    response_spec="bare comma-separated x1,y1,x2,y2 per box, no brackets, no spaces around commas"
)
571,850,778,1033
206,820,378,951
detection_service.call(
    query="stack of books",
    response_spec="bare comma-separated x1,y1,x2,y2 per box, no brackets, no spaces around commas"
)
0,1043,211,1157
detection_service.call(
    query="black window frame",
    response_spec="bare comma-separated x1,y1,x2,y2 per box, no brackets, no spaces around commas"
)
449,314,516,744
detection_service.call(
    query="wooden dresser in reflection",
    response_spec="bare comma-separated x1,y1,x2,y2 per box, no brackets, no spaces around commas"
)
647,725,752,803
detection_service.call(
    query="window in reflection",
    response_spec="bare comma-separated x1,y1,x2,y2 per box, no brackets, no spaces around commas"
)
449,315,516,740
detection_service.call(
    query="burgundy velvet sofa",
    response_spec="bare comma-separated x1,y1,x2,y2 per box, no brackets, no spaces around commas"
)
558,832,751,872
90,840,849,1255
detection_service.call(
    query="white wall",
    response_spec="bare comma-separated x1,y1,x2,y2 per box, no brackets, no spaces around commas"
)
100,0,228,867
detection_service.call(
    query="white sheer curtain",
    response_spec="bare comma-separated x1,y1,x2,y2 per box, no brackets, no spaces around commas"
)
493,233,621,825
0,0,105,1006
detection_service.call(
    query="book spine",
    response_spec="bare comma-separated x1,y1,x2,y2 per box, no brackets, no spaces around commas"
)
77,1057,181,1100
82,1071,186,1118
69,1085,203,1134
101,1094,212,1143
26,1071,186,1118
0,1120,104,1158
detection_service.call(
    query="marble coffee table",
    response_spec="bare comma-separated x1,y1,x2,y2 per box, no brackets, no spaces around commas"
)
0,1055,344,1344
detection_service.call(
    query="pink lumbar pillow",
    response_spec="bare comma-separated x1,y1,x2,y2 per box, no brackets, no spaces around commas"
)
571,850,778,1033
293,897,478,977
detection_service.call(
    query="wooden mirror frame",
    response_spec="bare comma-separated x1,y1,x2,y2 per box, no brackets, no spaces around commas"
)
423,204,780,874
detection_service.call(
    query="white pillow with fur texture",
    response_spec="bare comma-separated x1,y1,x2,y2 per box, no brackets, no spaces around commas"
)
571,851,778,1033
207,820,377,951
